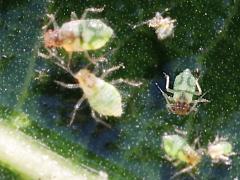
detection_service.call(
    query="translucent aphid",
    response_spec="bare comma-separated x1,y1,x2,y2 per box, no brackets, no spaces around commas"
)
55,65,141,127
43,7,114,64
207,135,236,165
156,69,209,115
40,51,142,127
133,9,176,40
162,133,202,179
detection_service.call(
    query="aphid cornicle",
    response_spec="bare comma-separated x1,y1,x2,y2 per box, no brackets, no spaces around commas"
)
156,69,209,115
162,133,202,179
43,7,114,64
133,9,176,40
207,135,236,165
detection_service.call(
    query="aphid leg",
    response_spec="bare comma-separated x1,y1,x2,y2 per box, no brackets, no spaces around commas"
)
67,52,73,69
132,20,149,29
170,165,195,180
111,78,142,87
69,96,86,126
43,14,59,30
155,83,174,106
54,80,80,89
84,51,107,64
81,7,105,20
164,155,174,162
189,97,209,113
100,64,125,79
91,111,111,128
70,12,78,21
39,49,75,76
219,155,231,165
163,72,175,94
174,128,187,136
194,79,202,96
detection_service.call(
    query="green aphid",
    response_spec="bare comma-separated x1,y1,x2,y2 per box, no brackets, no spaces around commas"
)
207,135,236,165
54,64,141,128
43,7,113,64
162,133,202,179
156,69,209,115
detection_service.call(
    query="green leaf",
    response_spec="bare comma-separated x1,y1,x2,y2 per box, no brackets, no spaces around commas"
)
0,0,240,179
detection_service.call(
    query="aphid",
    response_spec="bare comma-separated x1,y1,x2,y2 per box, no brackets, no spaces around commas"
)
43,7,114,64
133,9,176,40
156,69,209,115
41,51,142,127
207,135,236,165
162,133,202,179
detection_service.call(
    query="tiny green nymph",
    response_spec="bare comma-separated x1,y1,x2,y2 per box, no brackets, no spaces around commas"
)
156,69,209,115
207,135,236,165
162,133,202,179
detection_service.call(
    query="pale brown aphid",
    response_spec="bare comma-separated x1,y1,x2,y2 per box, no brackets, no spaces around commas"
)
133,9,176,40
207,135,236,165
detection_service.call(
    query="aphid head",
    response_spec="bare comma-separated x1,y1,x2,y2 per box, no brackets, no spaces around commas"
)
171,101,190,115
44,29,62,48
74,69,97,89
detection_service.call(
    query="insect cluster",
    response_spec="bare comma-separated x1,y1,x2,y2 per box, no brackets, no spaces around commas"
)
37,6,237,180
39,7,141,127
162,131,236,179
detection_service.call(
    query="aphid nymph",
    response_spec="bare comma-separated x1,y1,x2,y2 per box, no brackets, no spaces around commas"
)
156,69,209,115
45,53,142,127
133,9,176,40
162,132,202,179
207,135,236,165
43,7,114,64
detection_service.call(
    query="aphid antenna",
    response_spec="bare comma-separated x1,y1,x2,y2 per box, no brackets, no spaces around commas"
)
42,9,60,31
38,49,75,77
155,82,165,94
157,7,171,16
81,6,105,20
91,111,111,128
170,165,196,180
198,89,210,102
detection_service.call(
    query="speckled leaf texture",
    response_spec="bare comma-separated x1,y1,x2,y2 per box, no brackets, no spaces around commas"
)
0,0,240,179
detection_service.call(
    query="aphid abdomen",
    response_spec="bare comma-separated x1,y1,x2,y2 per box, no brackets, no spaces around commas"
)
173,69,196,102
163,135,201,165
87,82,122,117
155,18,175,40
60,19,113,52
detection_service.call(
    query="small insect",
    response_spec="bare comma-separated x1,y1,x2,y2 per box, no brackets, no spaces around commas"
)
42,51,142,127
162,133,202,179
133,9,176,40
207,135,236,165
43,7,114,64
156,69,209,115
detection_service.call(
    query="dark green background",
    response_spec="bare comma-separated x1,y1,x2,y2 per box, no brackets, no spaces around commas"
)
0,0,240,179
